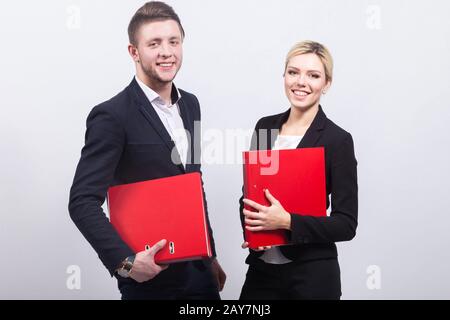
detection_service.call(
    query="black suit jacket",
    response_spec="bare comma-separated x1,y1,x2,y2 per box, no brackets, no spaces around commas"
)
69,78,216,276
240,106,358,264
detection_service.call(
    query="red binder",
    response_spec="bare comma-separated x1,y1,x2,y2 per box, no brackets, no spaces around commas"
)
243,147,326,248
107,172,212,264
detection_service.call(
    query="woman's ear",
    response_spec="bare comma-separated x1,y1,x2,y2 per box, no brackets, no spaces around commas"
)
323,80,332,94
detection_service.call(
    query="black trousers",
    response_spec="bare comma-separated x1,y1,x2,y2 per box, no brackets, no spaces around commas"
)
240,258,341,300
118,260,220,300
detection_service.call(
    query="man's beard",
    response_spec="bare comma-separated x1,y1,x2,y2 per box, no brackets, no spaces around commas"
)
141,62,177,85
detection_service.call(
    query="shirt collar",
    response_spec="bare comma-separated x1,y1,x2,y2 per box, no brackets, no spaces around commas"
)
135,75,182,107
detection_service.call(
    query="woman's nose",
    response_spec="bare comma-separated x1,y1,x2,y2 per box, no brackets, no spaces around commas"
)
296,74,307,86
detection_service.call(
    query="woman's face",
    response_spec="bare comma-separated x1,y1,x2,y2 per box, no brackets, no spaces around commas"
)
284,53,331,111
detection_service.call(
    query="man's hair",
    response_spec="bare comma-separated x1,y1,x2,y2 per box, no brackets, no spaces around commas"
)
285,40,334,83
128,1,185,46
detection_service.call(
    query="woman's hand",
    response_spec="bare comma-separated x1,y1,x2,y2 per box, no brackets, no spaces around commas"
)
241,241,272,252
243,189,291,231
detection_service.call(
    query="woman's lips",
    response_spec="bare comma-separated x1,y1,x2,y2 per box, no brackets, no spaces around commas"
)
292,89,310,99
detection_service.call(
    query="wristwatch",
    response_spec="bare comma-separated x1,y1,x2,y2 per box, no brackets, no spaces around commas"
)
116,255,135,278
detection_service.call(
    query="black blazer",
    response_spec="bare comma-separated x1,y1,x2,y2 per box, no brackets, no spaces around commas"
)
240,106,358,264
69,78,216,276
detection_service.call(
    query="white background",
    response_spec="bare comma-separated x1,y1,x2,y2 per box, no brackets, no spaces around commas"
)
1,0,449,299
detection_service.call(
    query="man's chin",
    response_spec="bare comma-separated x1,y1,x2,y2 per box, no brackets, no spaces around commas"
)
156,74,177,84
142,69,177,85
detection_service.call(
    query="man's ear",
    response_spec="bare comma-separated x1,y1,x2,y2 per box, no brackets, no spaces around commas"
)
128,44,140,63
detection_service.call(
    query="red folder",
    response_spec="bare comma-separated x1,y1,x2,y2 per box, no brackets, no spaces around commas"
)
107,172,212,263
243,147,326,248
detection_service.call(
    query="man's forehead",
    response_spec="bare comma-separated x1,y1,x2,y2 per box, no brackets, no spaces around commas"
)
138,20,182,39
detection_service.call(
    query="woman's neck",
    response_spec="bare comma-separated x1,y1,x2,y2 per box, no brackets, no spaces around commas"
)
281,104,319,136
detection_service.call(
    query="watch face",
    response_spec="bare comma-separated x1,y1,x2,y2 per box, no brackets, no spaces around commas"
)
117,268,129,278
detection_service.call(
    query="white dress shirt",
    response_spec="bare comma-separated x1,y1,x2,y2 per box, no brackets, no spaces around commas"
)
135,76,189,168
259,135,303,264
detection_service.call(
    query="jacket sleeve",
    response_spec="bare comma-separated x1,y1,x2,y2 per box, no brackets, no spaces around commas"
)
290,133,358,244
239,119,263,239
68,106,134,276
191,94,217,258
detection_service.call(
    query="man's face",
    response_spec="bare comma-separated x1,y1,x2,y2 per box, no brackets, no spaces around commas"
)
134,20,183,86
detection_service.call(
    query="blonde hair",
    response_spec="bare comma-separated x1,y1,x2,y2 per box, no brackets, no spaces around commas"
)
285,40,334,82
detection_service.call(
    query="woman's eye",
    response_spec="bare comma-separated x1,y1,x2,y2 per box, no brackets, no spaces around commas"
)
310,74,320,79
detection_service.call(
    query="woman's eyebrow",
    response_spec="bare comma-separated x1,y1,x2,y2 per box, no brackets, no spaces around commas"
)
287,66,322,73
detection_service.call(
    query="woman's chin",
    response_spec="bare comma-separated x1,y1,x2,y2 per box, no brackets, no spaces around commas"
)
290,102,319,112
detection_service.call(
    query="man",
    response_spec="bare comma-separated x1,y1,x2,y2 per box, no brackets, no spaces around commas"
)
69,1,226,300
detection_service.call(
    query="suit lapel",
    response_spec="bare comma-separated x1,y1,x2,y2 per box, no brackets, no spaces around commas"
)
270,105,327,149
177,97,194,172
130,79,186,173
270,109,291,149
297,105,327,148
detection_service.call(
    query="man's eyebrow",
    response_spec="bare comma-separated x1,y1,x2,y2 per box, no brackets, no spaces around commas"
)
145,37,161,42
145,36,181,42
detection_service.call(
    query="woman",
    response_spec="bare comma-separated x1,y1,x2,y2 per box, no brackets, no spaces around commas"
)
239,41,358,300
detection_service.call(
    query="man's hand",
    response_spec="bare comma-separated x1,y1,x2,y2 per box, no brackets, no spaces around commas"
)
129,239,169,283
210,258,226,291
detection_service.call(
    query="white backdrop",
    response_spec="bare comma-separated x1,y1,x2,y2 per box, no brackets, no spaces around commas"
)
1,0,449,299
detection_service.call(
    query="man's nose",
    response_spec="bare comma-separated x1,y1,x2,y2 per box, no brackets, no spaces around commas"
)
159,42,172,57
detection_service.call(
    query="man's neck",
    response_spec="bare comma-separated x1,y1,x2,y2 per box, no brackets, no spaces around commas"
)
136,73,173,105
